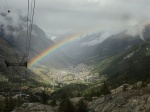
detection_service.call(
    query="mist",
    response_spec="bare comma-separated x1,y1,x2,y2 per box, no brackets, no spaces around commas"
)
0,0,150,41
0,8,27,40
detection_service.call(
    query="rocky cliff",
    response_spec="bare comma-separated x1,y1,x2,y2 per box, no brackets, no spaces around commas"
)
88,86,150,112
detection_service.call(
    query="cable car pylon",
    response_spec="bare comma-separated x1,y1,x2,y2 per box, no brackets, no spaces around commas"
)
4,54,28,68
4,0,36,68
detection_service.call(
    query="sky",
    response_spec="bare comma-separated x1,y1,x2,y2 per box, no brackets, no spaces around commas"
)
1,0,150,39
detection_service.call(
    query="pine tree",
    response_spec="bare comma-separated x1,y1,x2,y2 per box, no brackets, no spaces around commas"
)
50,98,56,106
8,93,15,111
59,98,76,112
100,82,111,95
29,93,40,102
0,99,4,112
77,91,81,97
76,99,88,112
4,95,9,112
83,92,92,101
41,90,48,104
16,96,22,107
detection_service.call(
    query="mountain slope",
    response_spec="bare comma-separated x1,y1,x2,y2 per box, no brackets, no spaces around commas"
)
90,41,150,88
88,86,150,112
0,11,73,68
86,24,150,88
0,36,47,90
60,23,150,67
59,32,102,64
105,42,150,88
60,30,145,65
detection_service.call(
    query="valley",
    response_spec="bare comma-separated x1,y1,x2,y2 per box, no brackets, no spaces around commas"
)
1,3,150,111
31,63,101,86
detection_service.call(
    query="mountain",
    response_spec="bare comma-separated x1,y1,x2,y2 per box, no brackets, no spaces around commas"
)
103,41,150,88
0,11,73,68
59,29,145,65
93,33,142,59
0,36,47,89
1,12,150,112
90,24,150,88
59,32,104,64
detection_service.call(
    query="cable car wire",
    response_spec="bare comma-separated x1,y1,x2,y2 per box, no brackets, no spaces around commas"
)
26,0,30,60
4,0,36,68
27,0,36,61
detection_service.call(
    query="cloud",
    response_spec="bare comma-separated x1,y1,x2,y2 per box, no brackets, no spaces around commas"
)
0,0,150,39
0,7,27,41
81,33,110,46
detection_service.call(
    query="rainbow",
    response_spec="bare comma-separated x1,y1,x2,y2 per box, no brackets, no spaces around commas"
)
28,25,103,68
28,32,83,68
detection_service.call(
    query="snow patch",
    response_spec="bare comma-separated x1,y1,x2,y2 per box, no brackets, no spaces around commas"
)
124,52,135,60
81,33,110,46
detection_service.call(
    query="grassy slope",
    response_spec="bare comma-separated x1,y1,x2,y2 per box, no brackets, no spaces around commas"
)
0,37,50,91
93,41,150,88
50,83,88,99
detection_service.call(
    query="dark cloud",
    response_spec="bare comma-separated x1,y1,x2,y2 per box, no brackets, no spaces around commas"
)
1,0,150,40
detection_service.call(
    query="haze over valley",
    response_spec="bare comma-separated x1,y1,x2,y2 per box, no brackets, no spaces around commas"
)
1,0,150,112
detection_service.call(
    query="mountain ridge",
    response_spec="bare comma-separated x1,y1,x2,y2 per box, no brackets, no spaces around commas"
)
0,11,73,69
